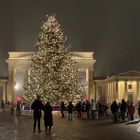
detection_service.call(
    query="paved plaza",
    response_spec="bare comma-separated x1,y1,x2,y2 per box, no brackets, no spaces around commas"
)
0,110,140,140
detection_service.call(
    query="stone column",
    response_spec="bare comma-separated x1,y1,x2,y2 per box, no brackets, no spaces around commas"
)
13,69,16,103
108,83,110,103
108,83,110,104
106,83,109,104
7,68,16,104
125,81,127,101
111,82,114,102
109,83,111,104
112,82,114,101
86,68,93,100
115,81,118,101
95,85,99,101
5,82,7,103
94,82,97,101
137,81,139,102
113,81,116,101
0,85,2,100
133,81,137,105
2,85,5,102
105,83,108,104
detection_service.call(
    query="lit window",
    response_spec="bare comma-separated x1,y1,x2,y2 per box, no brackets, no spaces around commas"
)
128,84,132,89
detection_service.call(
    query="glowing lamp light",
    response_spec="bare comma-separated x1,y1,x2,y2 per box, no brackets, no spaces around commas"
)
14,83,20,90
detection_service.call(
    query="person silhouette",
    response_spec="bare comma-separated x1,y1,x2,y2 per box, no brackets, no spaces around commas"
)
31,95,44,132
44,102,53,132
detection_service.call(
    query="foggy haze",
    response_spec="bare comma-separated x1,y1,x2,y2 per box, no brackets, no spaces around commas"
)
0,0,140,77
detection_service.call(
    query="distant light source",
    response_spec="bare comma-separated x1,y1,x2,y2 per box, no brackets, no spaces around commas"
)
14,83,20,90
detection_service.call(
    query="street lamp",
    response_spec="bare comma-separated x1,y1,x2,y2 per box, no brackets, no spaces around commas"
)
14,83,20,90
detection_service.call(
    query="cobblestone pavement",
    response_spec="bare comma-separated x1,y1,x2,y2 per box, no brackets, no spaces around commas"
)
0,111,140,140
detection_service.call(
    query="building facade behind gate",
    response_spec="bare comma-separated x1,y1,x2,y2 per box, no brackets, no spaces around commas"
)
95,71,140,105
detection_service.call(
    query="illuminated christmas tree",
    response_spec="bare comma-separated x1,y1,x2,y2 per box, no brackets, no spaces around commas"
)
24,15,80,104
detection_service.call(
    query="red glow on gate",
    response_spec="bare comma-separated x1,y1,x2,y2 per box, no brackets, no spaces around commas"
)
16,96,22,102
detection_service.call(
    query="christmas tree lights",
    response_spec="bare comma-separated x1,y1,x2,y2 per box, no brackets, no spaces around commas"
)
24,15,81,104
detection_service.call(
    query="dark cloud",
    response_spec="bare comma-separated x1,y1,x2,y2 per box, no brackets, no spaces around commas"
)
0,0,140,77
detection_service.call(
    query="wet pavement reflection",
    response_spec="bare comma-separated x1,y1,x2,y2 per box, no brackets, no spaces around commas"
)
0,111,140,140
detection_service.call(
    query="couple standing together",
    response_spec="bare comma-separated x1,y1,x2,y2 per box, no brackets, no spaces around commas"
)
31,95,53,132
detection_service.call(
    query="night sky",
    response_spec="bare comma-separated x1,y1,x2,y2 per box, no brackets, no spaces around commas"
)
0,0,140,77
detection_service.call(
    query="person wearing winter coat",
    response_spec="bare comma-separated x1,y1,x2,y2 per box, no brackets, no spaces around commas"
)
31,95,44,132
16,101,21,116
82,102,87,119
44,102,53,132
138,103,140,117
67,101,73,121
76,101,82,118
111,101,118,122
60,101,65,118
1,100,5,111
85,100,90,119
91,99,96,119
128,103,135,121
120,99,127,122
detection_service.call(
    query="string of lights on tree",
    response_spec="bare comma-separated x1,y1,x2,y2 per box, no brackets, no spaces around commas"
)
24,15,81,104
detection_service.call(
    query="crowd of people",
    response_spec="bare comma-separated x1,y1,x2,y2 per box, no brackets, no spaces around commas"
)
0,99,23,116
110,99,136,122
31,96,110,133
76,99,109,119
1,96,140,133
61,99,109,120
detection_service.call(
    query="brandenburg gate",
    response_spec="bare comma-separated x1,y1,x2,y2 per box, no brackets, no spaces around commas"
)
6,52,96,103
